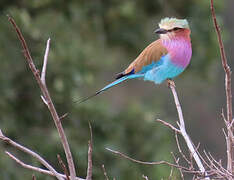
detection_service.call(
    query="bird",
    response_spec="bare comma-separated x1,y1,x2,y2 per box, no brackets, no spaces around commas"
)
78,17,192,103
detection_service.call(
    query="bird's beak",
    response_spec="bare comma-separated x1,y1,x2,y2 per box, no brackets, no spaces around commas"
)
154,28,168,34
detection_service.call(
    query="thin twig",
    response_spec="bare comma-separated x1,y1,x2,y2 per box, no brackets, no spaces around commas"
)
167,80,209,179
207,152,233,178
60,113,68,121
5,152,84,180
41,38,50,84
86,123,93,180
208,152,234,179
171,152,184,180
231,118,234,128
8,16,76,179
102,165,109,180
156,119,180,133
175,132,191,166
203,151,232,179
106,147,191,170
210,0,233,173
222,128,228,141
0,130,63,180
221,109,228,126
40,95,48,106
32,174,36,180
142,175,149,180
168,166,173,180
57,154,70,180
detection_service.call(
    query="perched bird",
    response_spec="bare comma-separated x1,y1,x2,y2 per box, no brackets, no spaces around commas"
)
78,17,192,103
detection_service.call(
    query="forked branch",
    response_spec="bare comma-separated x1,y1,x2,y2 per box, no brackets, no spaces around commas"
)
210,0,233,173
7,16,76,179
0,130,63,180
167,80,208,179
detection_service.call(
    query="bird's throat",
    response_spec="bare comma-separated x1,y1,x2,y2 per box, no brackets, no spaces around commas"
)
162,36,192,68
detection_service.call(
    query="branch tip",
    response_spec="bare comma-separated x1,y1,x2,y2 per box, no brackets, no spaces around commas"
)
0,129,3,137
57,154,70,180
102,164,109,180
86,124,93,180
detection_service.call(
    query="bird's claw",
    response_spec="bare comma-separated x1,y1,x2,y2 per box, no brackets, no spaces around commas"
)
167,79,175,88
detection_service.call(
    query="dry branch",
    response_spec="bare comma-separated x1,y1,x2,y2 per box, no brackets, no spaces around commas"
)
7,16,76,179
106,80,211,178
142,175,149,180
174,132,191,168
5,151,84,180
156,119,180,133
171,152,184,180
41,38,50,84
86,123,93,180
0,130,63,180
32,174,36,180
210,0,233,173
102,165,110,180
167,80,208,179
106,147,192,171
57,154,70,180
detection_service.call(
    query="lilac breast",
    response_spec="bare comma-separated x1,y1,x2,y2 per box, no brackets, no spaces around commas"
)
162,37,192,68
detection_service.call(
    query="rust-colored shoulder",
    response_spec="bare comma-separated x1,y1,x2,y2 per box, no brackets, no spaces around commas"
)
124,39,168,74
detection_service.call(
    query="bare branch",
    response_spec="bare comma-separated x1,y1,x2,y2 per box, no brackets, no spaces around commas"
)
156,119,180,133
222,128,228,142
171,152,184,180
210,0,233,173
106,147,191,170
86,123,93,180
8,16,76,179
221,109,227,125
203,151,233,179
6,151,62,178
41,38,50,84
142,175,149,180
207,152,232,178
168,167,173,180
57,154,70,180
40,95,48,106
32,174,36,180
5,152,84,180
0,130,63,180
60,113,69,121
167,80,208,179
231,118,234,128
102,165,109,180
175,132,191,167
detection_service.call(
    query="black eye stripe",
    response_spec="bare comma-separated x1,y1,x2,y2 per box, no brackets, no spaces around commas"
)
168,27,182,32
173,27,182,30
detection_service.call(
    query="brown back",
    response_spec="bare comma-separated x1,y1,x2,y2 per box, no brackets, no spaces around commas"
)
124,39,168,74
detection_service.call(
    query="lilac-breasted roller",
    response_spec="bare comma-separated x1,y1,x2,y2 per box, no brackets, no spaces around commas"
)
79,17,192,103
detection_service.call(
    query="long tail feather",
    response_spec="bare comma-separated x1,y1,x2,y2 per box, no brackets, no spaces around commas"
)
73,91,102,104
74,74,144,104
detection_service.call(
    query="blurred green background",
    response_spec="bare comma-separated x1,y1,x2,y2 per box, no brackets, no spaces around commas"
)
0,0,233,179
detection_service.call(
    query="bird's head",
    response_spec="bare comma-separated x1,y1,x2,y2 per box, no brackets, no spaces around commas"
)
155,17,190,39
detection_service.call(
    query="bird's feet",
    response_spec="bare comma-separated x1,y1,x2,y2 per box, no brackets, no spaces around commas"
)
167,79,176,88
